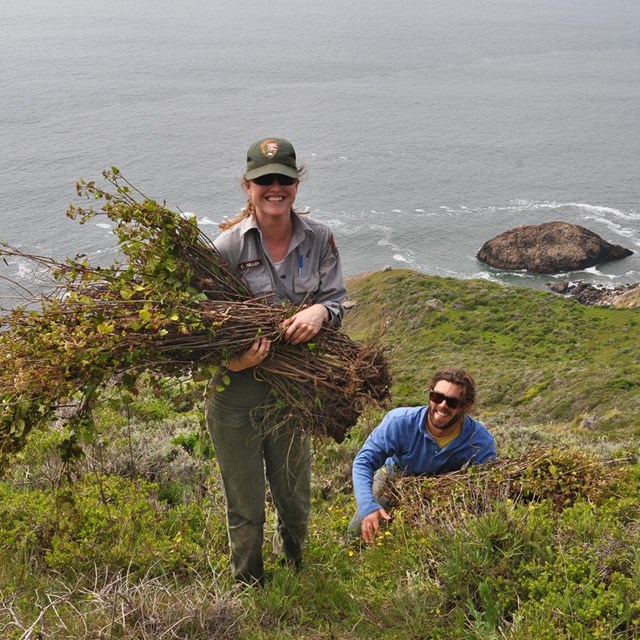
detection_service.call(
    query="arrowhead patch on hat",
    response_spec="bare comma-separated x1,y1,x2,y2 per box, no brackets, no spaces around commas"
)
260,140,279,158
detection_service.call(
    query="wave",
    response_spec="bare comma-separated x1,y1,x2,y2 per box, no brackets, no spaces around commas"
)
565,202,640,221
581,266,620,280
579,215,639,248
197,216,218,227
481,199,638,221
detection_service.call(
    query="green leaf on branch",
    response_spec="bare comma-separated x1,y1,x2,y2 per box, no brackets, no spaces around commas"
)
0,169,390,462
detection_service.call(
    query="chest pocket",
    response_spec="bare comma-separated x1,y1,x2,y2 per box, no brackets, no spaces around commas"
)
293,273,320,299
242,267,274,297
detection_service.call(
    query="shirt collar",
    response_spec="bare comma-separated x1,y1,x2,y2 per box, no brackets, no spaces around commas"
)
236,213,260,237
237,210,316,243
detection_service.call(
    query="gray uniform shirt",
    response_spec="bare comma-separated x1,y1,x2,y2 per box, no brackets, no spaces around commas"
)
213,211,346,326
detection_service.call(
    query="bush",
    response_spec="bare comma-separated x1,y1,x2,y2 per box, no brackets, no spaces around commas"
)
0,475,227,582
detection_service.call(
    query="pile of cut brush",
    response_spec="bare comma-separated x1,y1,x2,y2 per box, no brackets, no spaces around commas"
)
383,446,625,530
0,169,391,457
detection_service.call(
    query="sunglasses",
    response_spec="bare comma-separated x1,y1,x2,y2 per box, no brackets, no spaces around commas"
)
429,390,464,409
251,174,298,186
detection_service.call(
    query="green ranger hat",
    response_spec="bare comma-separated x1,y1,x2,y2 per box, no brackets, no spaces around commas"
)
245,137,299,180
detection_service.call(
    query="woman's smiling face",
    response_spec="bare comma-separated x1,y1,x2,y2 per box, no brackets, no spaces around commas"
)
245,175,299,222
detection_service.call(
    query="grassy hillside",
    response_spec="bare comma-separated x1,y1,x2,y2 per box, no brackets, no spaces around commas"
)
345,269,640,443
1,270,639,639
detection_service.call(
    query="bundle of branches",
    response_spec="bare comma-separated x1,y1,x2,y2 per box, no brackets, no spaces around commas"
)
0,169,391,458
382,446,625,530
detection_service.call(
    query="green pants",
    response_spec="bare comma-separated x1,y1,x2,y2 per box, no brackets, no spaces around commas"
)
206,370,311,585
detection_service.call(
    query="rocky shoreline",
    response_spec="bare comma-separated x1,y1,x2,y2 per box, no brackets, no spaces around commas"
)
547,280,640,308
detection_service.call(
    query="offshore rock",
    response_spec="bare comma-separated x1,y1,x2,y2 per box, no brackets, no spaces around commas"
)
477,221,633,274
547,281,640,308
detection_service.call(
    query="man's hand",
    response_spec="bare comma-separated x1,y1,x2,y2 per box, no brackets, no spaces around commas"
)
225,337,270,371
360,508,391,543
281,304,329,345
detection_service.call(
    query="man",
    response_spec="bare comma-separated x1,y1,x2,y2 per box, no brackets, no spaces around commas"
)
350,368,496,542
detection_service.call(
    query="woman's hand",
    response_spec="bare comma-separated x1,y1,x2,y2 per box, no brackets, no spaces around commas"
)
281,304,329,345
225,304,329,369
225,337,271,372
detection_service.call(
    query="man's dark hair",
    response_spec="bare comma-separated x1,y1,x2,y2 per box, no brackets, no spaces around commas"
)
430,368,476,406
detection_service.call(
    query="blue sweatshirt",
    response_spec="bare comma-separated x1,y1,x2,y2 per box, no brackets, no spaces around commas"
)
352,406,497,518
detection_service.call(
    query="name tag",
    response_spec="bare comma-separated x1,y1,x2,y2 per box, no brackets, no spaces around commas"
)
238,259,262,271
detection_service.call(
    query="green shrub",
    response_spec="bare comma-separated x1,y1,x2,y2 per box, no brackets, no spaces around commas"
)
2,270,640,639
0,475,226,583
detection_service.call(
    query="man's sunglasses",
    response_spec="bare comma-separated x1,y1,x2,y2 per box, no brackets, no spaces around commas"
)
251,174,298,186
429,390,464,409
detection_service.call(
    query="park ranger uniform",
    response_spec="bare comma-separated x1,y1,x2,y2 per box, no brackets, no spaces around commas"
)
213,210,344,326
206,209,345,585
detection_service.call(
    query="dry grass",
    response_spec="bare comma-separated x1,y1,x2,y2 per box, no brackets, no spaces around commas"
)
0,566,245,640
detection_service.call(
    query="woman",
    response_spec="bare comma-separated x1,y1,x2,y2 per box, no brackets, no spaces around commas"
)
207,137,346,586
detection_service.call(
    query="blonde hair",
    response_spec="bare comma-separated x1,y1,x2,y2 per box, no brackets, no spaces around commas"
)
217,168,306,232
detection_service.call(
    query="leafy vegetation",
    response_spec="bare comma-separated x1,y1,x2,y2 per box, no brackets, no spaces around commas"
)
1,267,639,638
346,270,640,441
0,170,389,459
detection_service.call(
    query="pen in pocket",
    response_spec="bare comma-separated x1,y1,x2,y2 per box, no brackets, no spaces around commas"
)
298,255,304,275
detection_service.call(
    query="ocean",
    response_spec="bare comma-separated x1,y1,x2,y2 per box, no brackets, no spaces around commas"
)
1,0,639,300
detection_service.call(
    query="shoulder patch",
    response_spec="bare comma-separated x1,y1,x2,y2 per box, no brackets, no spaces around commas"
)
328,233,339,257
